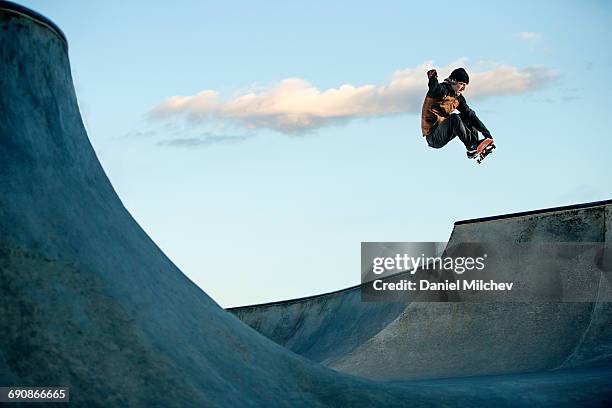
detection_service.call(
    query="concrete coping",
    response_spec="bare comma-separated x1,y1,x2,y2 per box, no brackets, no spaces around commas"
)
0,0,67,46
455,199,612,226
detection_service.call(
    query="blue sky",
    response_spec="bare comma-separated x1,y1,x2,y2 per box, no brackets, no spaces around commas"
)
18,0,612,306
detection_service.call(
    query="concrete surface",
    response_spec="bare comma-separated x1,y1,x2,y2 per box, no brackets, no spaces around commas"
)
232,202,612,381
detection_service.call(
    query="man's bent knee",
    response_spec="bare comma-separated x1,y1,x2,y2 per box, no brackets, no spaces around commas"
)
426,134,437,148
448,113,461,124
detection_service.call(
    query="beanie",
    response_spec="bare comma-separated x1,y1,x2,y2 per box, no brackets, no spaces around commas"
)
449,68,469,84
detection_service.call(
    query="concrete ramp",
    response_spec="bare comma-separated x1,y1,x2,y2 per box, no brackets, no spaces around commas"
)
0,2,428,406
231,201,612,380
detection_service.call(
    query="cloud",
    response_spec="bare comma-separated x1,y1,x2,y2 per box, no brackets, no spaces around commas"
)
467,66,557,98
562,96,581,102
157,134,253,148
122,129,158,139
517,31,542,42
149,60,557,134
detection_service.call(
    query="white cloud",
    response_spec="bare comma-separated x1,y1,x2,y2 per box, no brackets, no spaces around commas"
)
149,60,557,134
518,31,542,42
467,66,557,98
157,134,253,148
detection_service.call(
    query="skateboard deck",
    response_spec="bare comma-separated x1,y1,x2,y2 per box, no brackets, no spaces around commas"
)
474,139,495,164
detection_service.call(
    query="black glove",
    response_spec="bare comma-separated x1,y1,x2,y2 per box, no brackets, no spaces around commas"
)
427,69,437,79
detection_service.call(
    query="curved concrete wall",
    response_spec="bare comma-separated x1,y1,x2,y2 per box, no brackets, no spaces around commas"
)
0,3,439,406
231,201,612,380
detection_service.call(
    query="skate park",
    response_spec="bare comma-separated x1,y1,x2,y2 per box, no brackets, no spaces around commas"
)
0,1,611,406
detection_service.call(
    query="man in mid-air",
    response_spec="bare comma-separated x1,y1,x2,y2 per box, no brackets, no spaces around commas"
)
421,67,494,160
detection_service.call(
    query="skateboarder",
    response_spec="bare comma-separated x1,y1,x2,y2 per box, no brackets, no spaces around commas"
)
421,67,493,160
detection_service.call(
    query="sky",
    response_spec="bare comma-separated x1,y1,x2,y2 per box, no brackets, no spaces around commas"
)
16,0,612,307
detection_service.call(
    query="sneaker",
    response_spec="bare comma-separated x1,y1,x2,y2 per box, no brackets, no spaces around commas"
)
466,148,478,159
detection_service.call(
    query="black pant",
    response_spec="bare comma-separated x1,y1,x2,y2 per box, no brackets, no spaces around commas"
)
426,113,480,151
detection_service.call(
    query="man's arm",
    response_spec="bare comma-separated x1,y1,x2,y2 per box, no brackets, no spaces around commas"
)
457,95,492,138
426,69,445,98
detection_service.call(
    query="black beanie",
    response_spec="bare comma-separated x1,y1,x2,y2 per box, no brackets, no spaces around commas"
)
449,68,469,84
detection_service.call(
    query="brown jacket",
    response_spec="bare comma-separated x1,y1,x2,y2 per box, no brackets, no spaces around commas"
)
421,94,459,136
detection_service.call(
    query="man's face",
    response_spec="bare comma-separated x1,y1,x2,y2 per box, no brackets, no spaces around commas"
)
451,81,467,95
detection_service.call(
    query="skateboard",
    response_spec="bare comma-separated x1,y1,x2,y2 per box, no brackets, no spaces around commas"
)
474,139,495,164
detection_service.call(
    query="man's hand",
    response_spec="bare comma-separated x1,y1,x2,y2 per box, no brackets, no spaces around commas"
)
427,69,437,79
